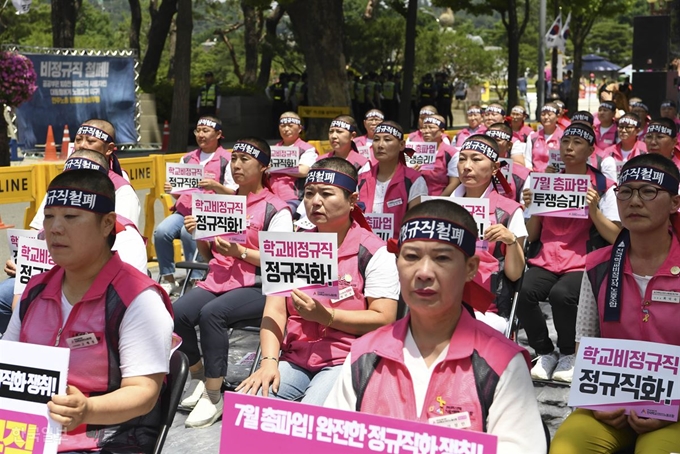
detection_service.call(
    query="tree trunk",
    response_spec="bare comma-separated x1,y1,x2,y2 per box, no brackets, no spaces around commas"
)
168,0,192,153
256,5,284,90
567,14,594,114
139,0,177,92
398,0,418,130
51,0,81,48
0,114,9,167
505,1,519,108
285,0,349,139
128,0,142,57
166,16,177,81
241,0,259,86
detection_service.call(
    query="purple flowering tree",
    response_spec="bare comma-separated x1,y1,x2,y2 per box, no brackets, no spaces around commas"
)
0,51,37,166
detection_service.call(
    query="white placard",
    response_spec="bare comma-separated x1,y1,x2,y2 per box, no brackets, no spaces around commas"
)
568,337,680,422
364,213,394,241
547,149,565,172
0,341,69,454
499,157,514,180
166,162,204,194
6,229,39,264
192,193,247,243
405,142,438,171
259,231,339,298
269,146,300,173
14,237,55,296
357,145,372,162
526,173,589,218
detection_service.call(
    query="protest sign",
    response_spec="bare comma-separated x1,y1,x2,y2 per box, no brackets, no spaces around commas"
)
405,142,438,171
269,146,300,173
166,163,204,194
526,173,589,218
422,196,489,251
14,238,54,296
547,149,565,172
364,213,394,241
499,158,514,181
192,194,247,243
7,229,40,264
357,146,372,162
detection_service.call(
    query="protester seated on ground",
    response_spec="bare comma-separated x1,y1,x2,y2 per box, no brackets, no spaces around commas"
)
154,117,235,295
2,168,174,453
486,122,531,203
358,121,427,238
270,112,319,212
324,199,545,454
451,135,527,332
550,154,680,454
454,105,487,147
518,122,622,383
237,157,400,406
30,119,141,230
512,103,563,171
353,109,384,149
320,115,371,174
509,105,533,142
483,103,506,129
644,118,680,168
173,138,293,429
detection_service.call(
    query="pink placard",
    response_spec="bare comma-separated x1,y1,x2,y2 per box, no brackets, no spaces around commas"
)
220,392,497,453
0,409,48,453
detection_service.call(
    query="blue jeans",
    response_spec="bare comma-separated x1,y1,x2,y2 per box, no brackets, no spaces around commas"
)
0,278,16,334
261,360,342,406
153,212,200,278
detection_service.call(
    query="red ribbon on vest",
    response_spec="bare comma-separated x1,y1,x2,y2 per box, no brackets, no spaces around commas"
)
494,168,513,195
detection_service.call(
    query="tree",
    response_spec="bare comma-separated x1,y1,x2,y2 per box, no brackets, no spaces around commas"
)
256,4,285,89
128,0,142,56
585,20,632,67
51,0,82,47
168,0,191,153
139,0,177,92
396,0,417,131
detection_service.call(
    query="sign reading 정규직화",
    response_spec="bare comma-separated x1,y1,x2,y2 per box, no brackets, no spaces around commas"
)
405,142,438,171
364,213,394,241
259,231,339,298
192,193,247,243
7,229,40,264
0,341,70,454
269,146,300,173
166,163,204,194
568,337,680,422
14,237,54,296
526,173,589,219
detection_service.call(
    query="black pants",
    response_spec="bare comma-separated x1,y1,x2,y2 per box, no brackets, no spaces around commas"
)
174,287,265,378
515,266,583,356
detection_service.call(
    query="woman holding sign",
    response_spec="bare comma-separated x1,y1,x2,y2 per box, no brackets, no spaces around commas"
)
551,153,680,453
321,115,371,173
325,199,545,454
173,138,293,429
3,169,174,453
154,116,235,295
518,123,622,383
237,157,400,406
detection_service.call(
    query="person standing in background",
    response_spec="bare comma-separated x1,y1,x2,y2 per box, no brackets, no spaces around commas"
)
197,71,221,118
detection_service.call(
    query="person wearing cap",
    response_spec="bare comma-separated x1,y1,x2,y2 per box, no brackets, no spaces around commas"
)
630,100,650,142
197,71,221,118
321,115,371,174
595,101,619,150
514,102,564,171
454,105,487,147
2,168,174,453
510,105,533,142
353,109,385,149
486,122,531,204
452,135,527,333
551,153,680,453
271,112,319,212
324,199,545,454
413,114,460,196
483,103,506,129
660,99,680,128
519,122,622,383
358,121,428,238
154,116,235,295
237,157,400,406
173,138,292,428
644,118,680,168
602,113,647,179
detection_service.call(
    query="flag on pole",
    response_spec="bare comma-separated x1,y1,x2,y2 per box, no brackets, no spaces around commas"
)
545,13,562,49
12,0,32,14
558,12,571,52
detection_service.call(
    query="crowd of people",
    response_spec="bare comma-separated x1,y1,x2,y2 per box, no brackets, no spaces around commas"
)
2,90,680,453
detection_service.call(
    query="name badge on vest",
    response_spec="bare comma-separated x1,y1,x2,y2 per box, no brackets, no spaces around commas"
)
330,285,355,304
428,412,471,429
604,139,613,145
651,290,680,304
386,198,403,208
66,333,99,349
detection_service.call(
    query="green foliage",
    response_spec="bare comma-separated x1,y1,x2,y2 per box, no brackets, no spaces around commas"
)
585,20,632,67
0,2,52,46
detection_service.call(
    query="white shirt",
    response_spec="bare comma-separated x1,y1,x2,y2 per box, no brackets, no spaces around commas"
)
363,246,400,300
3,288,174,377
447,151,459,178
112,226,148,274
370,176,428,214
451,184,528,239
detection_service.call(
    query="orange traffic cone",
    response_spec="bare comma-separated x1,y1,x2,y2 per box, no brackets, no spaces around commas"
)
44,125,58,161
0,214,14,230
60,124,71,159
161,121,170,152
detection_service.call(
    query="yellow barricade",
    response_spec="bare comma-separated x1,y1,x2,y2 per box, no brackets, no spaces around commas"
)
0,164,47,229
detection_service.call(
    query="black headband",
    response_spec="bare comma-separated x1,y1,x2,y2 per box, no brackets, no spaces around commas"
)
563,124,595,145
232,141,270,166
280,117,302,126
461,138,499,162
330,120,356,133
304,168,357,193
63,157,108,176
45,188,114,214
647,123,676,138
422,117,445,129
76,125,114,144
374,124,404,140
398,217,476,258
618,165,679,195
486,129,512,142
197,118,222,131
485,106,505,116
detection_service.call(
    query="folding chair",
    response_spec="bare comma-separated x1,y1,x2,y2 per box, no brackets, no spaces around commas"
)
153,350,189,454
174,250,209,296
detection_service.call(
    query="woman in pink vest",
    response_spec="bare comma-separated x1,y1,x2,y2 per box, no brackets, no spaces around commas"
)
630,100,650,142
454,105,486,147
516,103,563,171
518,122,622,383
411,114,460,196
551,154,680,453
483,103,506,129
320,115,371,173
173,138,293,429
3,169,174,453
358,121,428,238
271,112,319,211
644,118,680,168
602,112,647,179
595,101,619,150
237,157,400,405
510,105,533,142
324,199,545,453
353,109,384,148
486,122,531,203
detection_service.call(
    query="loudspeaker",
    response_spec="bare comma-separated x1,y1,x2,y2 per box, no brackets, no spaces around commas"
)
633,15,670,71
632,71,676,115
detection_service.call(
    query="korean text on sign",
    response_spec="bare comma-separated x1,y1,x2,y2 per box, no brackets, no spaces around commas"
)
259,232,339,299
192,193,247,243
13,238,55,296
405,142,438,171
527,173,589,219
221,392,497,454
166,163,204,194
364,213,394,241
568,337,680,422
269,146,300,173
6,229,39,264
449,197,490,251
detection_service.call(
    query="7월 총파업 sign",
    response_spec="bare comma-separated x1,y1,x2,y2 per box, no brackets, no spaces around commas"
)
405,142,438,171
526,173,590,219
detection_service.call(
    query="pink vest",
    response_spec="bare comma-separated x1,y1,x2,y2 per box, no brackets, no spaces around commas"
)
529,128,563,172
350,311,530,430
602,141,647,162
321,149,369,172
595,123,618,150
408,130,424,142
108,169,131,191
502,161,531,203
280,222,386,372
18,253,173,452
198,188,289,294
353,135,369,147
529,168,615,274
174,147,232,216
586,234,680,345
557,116,571,131
455,125,487,147
270,138,316,201
421,142,455,196
512,125,533,143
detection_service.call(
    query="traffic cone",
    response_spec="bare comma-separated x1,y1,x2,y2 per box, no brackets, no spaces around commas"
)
161,121,170,152
0,214,14,230
60,124,71,159
44,125,58,161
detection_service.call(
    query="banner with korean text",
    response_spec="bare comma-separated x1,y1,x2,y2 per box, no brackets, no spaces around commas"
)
166,163,204,194
364,213,394,241
0,341,69,454
526,173,589,218
7,229,39,264
259,232,339,298
220,392,497,453
568,337,680,421
14,237,54,296
192,194,246,243
405,142,438,171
